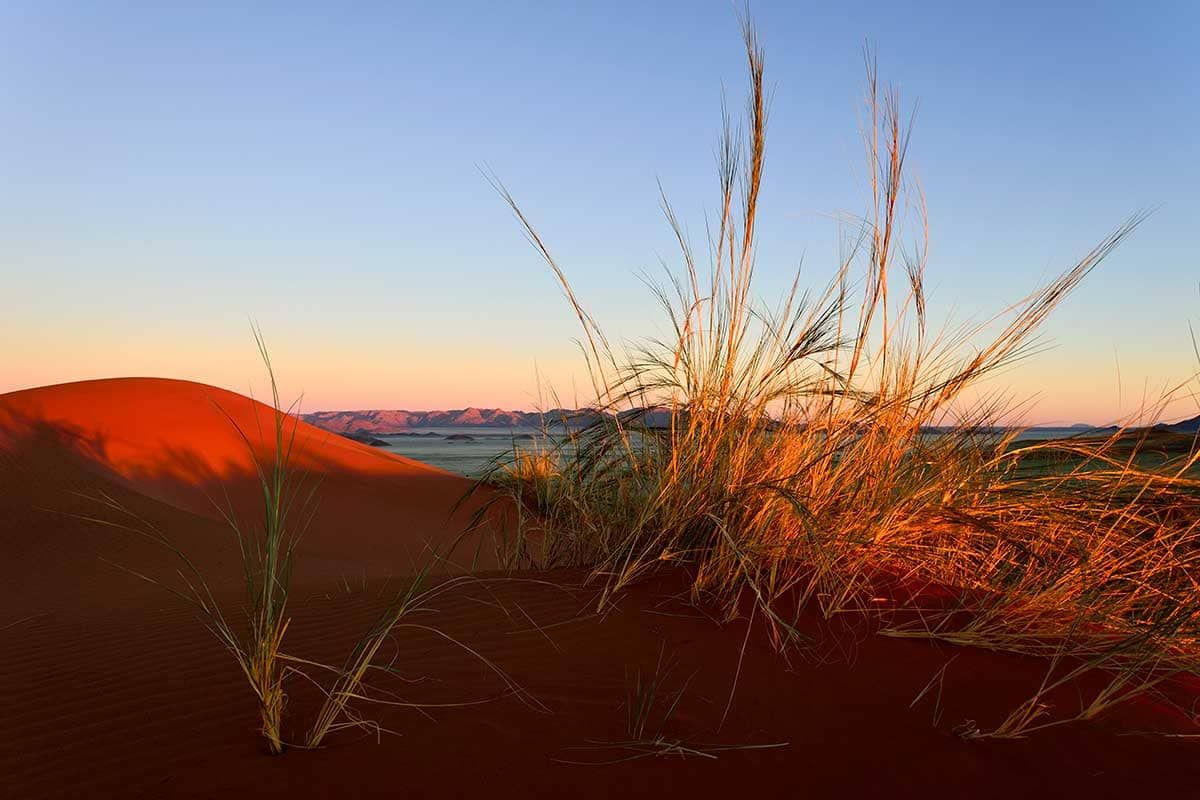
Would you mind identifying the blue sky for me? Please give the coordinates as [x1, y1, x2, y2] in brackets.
[1, 1, 1197, 423]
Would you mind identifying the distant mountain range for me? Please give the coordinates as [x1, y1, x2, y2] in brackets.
[302, 408, 604, 434]
[304, 407, 1200, 437]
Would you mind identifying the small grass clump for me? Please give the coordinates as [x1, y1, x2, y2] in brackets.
[481, 18, 1200, 734]
[89, 332, 533, 753]
[86, 328, 313, 753]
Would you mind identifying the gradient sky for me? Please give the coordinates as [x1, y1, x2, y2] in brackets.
[2, 1, 1197, 424]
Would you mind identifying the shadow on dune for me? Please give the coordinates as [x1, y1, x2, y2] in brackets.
[0, 381, 515, 617]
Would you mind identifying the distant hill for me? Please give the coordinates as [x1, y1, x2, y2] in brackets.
[1162, 414, 1200, 434]
[302, 407, 604, 434]
[1061, 415, 1199, 436]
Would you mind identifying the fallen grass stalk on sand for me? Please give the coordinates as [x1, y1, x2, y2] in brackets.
[476, 16, 1200, 735]
[557, 645, 787, 764]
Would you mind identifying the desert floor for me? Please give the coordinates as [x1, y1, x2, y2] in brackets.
[3, 378, 1197, 798]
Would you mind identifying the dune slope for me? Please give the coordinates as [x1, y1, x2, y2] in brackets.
[0, 378, 504, 613]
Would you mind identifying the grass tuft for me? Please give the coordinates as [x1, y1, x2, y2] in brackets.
[479, 17, 1200, 734]
[83, 326, 314, 753]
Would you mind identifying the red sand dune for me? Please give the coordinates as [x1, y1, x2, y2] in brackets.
[0, 378, 506, 614]
[2, 378, 1198, 798]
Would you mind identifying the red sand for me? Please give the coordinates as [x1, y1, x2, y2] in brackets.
[2, 378, 1198, 798]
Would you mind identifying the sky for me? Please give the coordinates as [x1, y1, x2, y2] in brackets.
[1, 1, 1197, 425]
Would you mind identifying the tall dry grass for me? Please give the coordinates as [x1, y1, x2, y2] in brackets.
[481, 19, 1200, 734]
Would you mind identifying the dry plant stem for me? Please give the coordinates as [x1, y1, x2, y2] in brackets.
[479, 14, 1200, 736]
[304, 566, 441, 748]
[304, 572, 548, 749]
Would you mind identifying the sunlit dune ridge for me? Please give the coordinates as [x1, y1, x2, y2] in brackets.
[0, 377, 508, 614]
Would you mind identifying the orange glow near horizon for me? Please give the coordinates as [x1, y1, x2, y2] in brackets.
[2, 338, 1194, 427]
